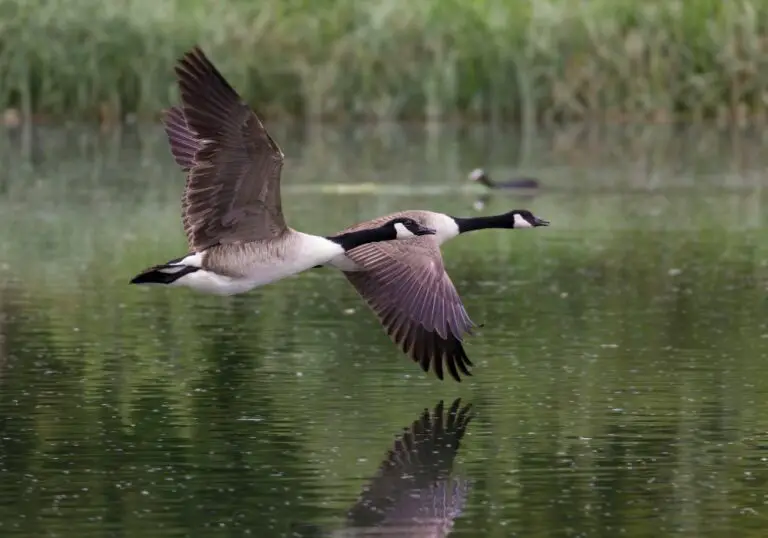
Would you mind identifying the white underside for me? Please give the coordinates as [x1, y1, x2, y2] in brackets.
[326, 254, 364, 272]
[325, 212, 460, 272]
[165, 233, 346, 295]
[168, 270, 259, 296]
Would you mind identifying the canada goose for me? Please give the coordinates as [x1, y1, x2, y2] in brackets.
[159, 52, 549, 381]
[291, 398, 473, 537]
[332, 208, 548, 381]
[163, 103, 549, 380]
[468, 167, 540, 190]
[129, 47, 436, 295]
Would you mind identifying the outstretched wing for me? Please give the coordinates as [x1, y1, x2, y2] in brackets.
[173, 46, 287, 250]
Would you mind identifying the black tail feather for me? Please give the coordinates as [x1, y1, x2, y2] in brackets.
[130, 264, 199, 285]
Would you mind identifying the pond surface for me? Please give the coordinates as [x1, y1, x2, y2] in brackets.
[0, 123, 767, 537]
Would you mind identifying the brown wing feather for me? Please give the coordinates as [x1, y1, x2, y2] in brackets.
[339, 212, 476, 382]
[345, 260, 474, 382]
[173, 46, 287, 251]
[162, 106, 201, 236]
[162, 105, 200, 173]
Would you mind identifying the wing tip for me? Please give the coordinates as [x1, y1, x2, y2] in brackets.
[384, 318, 475, 383]
[171, 44, 285, 163]
[175, 45, 212, 80]
[410, 331, 474, 383]
[173, 44, 242, 124]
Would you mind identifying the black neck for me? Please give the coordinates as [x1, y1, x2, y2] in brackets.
[326, 226, 394, 251]
[451, 213, 512, 234]
[478, 174, 496, 188]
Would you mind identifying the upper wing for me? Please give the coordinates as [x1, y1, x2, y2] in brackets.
[162, 105, 200, 173]
[173, 46, 287, 251]
[343, 236, 476, 381]
[346, 399, 473, 529]
[162, 105, 200, 237]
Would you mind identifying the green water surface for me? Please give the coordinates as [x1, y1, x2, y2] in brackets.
[0, 124, 767, 537]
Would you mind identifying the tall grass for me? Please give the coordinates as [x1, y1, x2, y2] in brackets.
[3, 0, 768, 123]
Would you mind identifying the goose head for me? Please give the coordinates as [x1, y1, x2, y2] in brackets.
[503, 209, 549, 229]
[388, 217, 437, 238]
[467, 167, 496, 189]
[468, 168, 485, 182]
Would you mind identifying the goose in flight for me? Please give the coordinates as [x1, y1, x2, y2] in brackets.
[130, 47, 436, 295]
[160, 49, 549, 380]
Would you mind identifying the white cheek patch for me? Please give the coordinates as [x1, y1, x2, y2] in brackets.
[513, 213, 533, 228]
[159, 266, 189, 274]
[394, 222, 414, 238]
[178, 252, 204, 267]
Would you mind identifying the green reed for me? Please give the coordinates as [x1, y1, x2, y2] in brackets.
[3, 0, 768, 123]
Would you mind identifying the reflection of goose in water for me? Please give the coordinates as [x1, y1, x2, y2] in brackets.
[0, 300, 5, 387]
[471, 191, 539, 212]
[294, 399, 474, 537]
[0, 280, 15, 388]
[468, 168, 541, 191]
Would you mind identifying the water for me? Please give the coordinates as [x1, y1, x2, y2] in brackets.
[1, 123, 768, 537]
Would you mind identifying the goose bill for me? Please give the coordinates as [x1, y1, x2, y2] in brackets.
[417, 224, 437, 235]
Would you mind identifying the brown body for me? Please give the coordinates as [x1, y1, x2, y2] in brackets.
[200, 236, 297, 278]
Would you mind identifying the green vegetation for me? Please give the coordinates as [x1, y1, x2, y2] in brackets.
[3, 0, 768, 123]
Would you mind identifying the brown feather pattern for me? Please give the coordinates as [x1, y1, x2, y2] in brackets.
[162, 105, 201, 237]
[172, 47, 287, 251]
[162, 105, 200, 172]
[340, 212, 476, 382]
